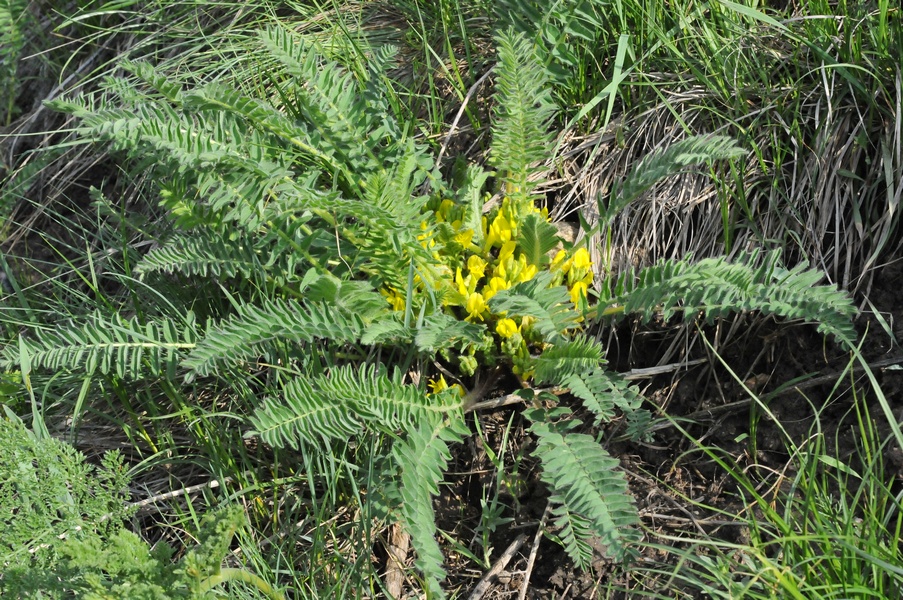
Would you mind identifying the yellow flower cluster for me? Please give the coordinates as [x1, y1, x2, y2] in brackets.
[380, 193, 594, 380]
[551, 246, 594, 307]
[448, 199, 545, 323]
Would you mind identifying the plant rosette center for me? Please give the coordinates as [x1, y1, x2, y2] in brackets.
[382, 194, 594, 380]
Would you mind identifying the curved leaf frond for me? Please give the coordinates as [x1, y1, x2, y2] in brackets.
[248, 365, 464, 448]
[603, 134, 745, 224]
[517, 212, 560, 268]
[249, 376, 363, 449]
[491, 29, 557, 207]
[489, 272, 579, 342]
[533, 336, 604, 384]
[528, 410, 640, 566]
[2, 314, 193, 380]
[605, 249, 858, 345]
[184, 300, 364, 377]
[563, 369, 643, 425]
[414, 313, 485, 354]
[136, 231, 262, 280]
[390, 413, 468, 598]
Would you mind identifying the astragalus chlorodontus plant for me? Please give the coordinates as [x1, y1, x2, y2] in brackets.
[3, 24, 857, 596]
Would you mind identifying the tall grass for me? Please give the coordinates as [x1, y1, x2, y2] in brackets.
[548, 0, 901, 294]
[621, 352, 903, 598]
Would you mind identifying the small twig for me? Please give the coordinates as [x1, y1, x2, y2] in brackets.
[128, 478, 230, 511]
[462, 367, 506, 412]
[640, 512, 749, 528]
[384, 522, 411, 600]
[436, 69, 493, 167]
[467, 533, 527, 600]
[622, 358, 708, 380]
[518, 503, 550, 600]
[467, 392, 528, 413]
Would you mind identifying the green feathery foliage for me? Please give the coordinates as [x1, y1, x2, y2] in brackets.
[0, 0, 28, 124]
[601, 249, 858, 345]
[258, 27, 400, 182]
[532, 336, 605, 384]
[412, 313, 487, 353]
[0, 400, 276, 599]
[601, 135, 747, 224]
[183, 298, 367, 378]
[533, 338, 644, 425]
[135, 230, 264, 280]
[527, 408, 641, 568]
[386, 413, 470, 595]
[5, 500, 281, 600]
[249, 367, 467, 596]
[563, 369, 644, 426]
[489, 272, 582, 343]
[491, 29, 557, 209]
[1, 313, 195, 380]
[517, 212, 560, 268]
[493, 0, 607, 85]
[0, 411, 132, 588]
[248, 365, 464, 450]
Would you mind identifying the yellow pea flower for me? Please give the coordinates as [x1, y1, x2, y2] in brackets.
[496, 318, 519, 339]
[437, 199, 455, 222]
[495, 258, 509, 282]
[467, 254, 487, 280]
[486, 213, 513, 249]
[381, 288, 406, 311]
[454, 227, 475, 247]
[465, 292, 487, 321]
[518, 261, 538, 283]
[498, 240, 517, 264]
[483, 276, 510, 300]
[455, 267, 468, 296]
[427, 374, 465, 397]
[428, 374, 450, 393]
[572, 247, 592, 270]
[569, 281, 588, 306]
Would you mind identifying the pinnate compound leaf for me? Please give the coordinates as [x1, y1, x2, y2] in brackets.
[248, 365, 463, 448]
[361, 315, 414, 346]
[249, 376, 363, 450]
[528, 410, 640, 566]
[562, 369, 643, 425]
[414, 313, 486, 354]
[517, 212, 560, 268]
[489, 272, 580, 342]
[607, 249, 857, 345]
[614, 135, 745, 212]
[491, 29, 557, 205]
[1, 313, 192, 380]
[533, 336, 605, 384]
[390, 413, 468, 598]
[135, 230, 261, 280]
[184, 300, 364, 377]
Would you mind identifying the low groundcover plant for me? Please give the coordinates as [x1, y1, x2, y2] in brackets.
[0, 411, 282, 599]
